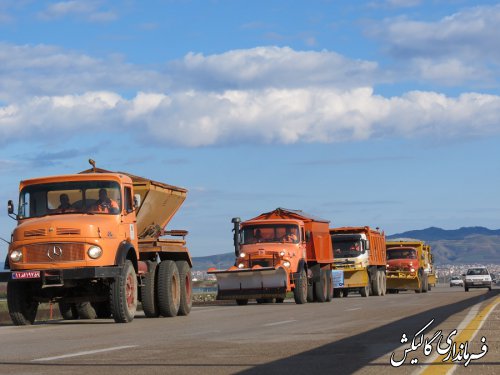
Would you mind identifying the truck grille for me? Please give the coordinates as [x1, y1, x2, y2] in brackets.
[56, 227, 81, 235]
[24, 243, 85, 263]
[24, 229, 46, 237]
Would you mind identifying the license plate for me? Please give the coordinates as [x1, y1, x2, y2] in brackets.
[473, 281, 482, 285]
[12, 271, 41, 279]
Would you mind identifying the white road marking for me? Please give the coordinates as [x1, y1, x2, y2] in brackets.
[346, 308, 361, 311]
[32, 345, 138, 362]
[263, 319, 297, 327]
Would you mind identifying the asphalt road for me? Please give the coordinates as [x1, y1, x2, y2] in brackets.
[0, 285, 498, 375]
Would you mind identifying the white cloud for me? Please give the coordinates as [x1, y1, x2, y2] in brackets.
[169, 46, 381, 90]
[371, 5, 500, 85]
[1, 88, 500, 147]
[38, 0, 117, 22]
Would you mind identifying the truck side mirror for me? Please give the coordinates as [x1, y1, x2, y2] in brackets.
[7, 200, 14, 215]
[134, 194, 141, 209]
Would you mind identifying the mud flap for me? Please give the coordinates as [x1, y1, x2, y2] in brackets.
[210, 267, 288, 300]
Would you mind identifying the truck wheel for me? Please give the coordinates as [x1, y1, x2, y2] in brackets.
[157, 260, 180, 317]
[236, 299, 248, 305]
[92, 301, 112, 319]
[372, 271, 382, 296]
[428, 283, 432, 291]
[59, 302, 79, 320]
[76, 302, 97, 319]
[110, 260, 138, 323]
[176, 260, 192, 316]
[465, 287, 469, 292]
[342, 289, 349, 297]
[275, 297, 285, 303]
[333, 289, 341, 298]
[307, 281, 315, 302]
[325, 272, 333, 302]
[141, 262, 160, 317]
[293, 270, 308, 304]
[7, 280, 39, 325]
[422, 276, 428, 293]
[381, 272, 387, 296]
[360, 285, 369, 297]
[314, 270, 328, 302]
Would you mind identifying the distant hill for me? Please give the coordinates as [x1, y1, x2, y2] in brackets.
[388, 226, 500, 241]
[387, 226, 500, 264]
[192, 252, 235, 271]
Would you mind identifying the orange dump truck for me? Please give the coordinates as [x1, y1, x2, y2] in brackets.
[386, 240, 435, 293]
[0, 162, 192, 325]
[208, 208, 334, 305]
[330, 227, 386, 297]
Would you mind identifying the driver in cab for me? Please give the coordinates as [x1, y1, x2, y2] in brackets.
[91, 188, 119, 214]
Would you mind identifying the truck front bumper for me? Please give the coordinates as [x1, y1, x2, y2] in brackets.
[0, 266, 122, 283]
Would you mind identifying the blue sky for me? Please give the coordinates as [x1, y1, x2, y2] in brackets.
[1, 0, 500, 258]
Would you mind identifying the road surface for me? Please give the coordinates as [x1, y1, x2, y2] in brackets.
[0, 285, 498, 375]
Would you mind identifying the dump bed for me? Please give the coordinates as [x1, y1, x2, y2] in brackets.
[330, 226, 386, 266]
[248, 208, 333, 263]
[80, 167, 187, 239]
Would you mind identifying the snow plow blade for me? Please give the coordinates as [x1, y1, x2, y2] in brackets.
[386, 274, 420, 291]
[209, 267, 288, 300]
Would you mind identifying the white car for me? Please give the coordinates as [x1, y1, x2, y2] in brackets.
[464, 267, 492, 292]
[450, 276, 464, 287]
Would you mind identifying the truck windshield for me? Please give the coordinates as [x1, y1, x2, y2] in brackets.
[241, 224, 300, 244]
[331, 237, 364, 258]
[386, 248, 417, 260]
[18, 180, 121, 219]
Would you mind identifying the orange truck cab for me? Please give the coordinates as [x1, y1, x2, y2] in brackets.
[0, 163, 193, 325]
[330, 226, 386, 298]
[208, 208, 334, 305]
[385, 240, 434, 293]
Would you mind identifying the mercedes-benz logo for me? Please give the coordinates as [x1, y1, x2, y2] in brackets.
[47, 245, 63, 260]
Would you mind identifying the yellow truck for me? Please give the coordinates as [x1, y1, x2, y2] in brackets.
[0, 162, 192, 324]
[386, 240, 435, 293]
[330, 226, 386, 297]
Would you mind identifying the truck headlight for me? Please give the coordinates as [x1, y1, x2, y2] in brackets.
[280, 250, 286, 256]
[239, 252, 246, 258]
[87, 246, 102, 259]
[10, 249, 22, 262]
[238, 263, 245, 269]
[283, 261, 291, 268]
[410, 268, 415, 272]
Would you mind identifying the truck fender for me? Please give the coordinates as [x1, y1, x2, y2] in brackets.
[115, 241, 138, 272]
[292, 259, 307, 281]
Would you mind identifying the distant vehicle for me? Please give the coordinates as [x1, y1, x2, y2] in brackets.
[464, 267, 492, 292]
[449, 276, 464, 287]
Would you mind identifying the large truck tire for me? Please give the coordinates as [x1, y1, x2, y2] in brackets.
[76, 302, 97, 320]
[422, 276, 428, 293]
[307, 281, 315, 302]
[325, 271, 333, 302]
[141, 262, 160, 317]
[381, 272, 387, 296]
[176, 260, 193, 316]
[157, 260, 180, 317]
[360, 284, 369, 297]
[314, 269, 328, 302]
[7, 280, 39, 326]
[293, 270, 308, 304]
[415, 270, 424, 293]
[110, 260, 138, 323]
[342, 289, 349, 297]
[59, 302, 79, 320]
[372, 270, 382, 296]
[236, 299, 248, 305]
[275, 297, 285, 303]
[333, 289, 342, 298]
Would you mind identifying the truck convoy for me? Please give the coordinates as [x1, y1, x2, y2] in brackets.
[386, 240, 435, 293]
[0, 161, 192, 325]
[330, 226, 386, 297]
[209, 208, 334, 305]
